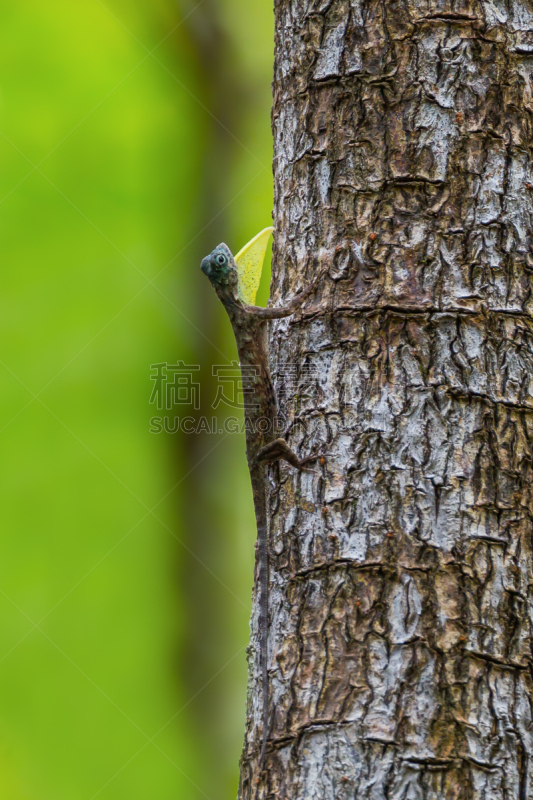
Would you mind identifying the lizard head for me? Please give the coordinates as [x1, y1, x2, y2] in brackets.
[200, 243, 239, 301]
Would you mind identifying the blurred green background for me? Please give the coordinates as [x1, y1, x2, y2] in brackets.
[0, 1, 273, 798]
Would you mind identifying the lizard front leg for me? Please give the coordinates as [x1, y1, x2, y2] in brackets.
[247, 268, 325, 320]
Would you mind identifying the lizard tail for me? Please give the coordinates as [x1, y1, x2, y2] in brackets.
[258, 514, 269, 768]
[250, 463, 269, 791]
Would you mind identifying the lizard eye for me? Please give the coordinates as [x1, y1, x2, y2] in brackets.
[216, 254, 226, 266]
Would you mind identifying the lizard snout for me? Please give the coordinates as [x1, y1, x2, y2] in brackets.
[200, 257, 212, 277]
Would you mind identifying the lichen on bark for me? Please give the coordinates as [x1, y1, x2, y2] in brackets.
[238, 1, 533, 797]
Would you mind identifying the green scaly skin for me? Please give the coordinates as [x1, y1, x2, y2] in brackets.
[200, 243, 320, 773]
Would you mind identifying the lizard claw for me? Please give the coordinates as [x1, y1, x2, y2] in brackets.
[299, 453, 326, 473]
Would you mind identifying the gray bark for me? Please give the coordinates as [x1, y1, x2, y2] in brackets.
[239, 1, 533, 798]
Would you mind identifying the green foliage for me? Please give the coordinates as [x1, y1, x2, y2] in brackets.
[0, 1, 273, 797]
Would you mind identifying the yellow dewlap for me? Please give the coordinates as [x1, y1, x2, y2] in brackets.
[234, 227, 274, 305]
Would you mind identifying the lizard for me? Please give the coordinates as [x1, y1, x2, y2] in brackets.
[200, 228, 322, 771]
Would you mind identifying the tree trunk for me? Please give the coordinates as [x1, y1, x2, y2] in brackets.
[239, 1, 533, 797]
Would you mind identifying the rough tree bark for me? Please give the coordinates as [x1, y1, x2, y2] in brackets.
[238, 0, 533, 798]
